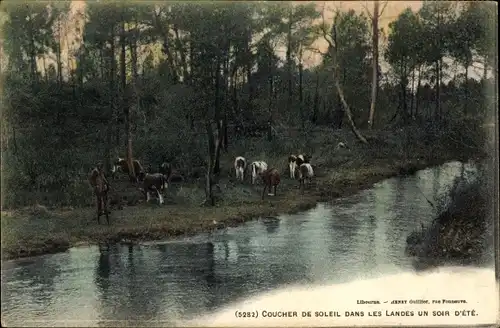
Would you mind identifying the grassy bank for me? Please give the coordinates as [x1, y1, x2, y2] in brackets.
[405, 162, 494, 269]
[1, 126, 479, 261]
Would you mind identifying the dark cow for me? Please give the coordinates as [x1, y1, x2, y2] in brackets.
[139, 173, 168, 205]
[260, 168, 281, 200]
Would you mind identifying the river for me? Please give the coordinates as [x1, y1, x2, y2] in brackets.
[1, 161, 497, 327]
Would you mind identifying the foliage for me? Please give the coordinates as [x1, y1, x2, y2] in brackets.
[1, 1, 495, 208]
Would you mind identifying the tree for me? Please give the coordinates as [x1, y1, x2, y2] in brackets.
[418, 2, 459, 120]
[386, 8, 421, 123]
[319, 4, 368, 144]
[365, 1, 388, 129]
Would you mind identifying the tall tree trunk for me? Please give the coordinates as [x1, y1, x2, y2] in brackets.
[299, 56, 304, 129]
[222, 42, 230, 152]
[173, 25, 189, 83]
[12, 124, 17, 155]
[100, 49, 105, 79]
[401, 77, 408, 124]
[435, 60, 440, 121]
[204, 121, 217, 206]
[27, 17, 37, 85]
[245, 28, 254, 110]
[368, 0, 379, 129]
[130, 20, 140, 136]
[42, 58, 48, 82]
[56, 20, 63, 85]
[106, 24, 116, 174]
[267, 73, 274, 141]
[77, 52, 84, 88]
[436, 8, 442, 121]
[120, 19, 135, 182]
[415, 65, 421, 118]
[410, 66, 416, 119]
[312, 73, 320, 123]
[153, 10, 178, 84]
[331, 21, 342, 130]
[213, 58, 222, 176]
[286, 10, 293, 113]
[464, 63, 469, 116]
[439, 57, 443, 118]
[161, 35, 178, 83]
[231, 65, 239, 123]
[334, 91, 343, 129]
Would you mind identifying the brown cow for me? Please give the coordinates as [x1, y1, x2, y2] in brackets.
[111, 157, 145, 182]
[89, 162, 110, 225]
[260, 168, 281, 200]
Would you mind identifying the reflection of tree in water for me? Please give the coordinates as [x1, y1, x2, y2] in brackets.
[432, 166, 442, 203]
[385, 178, 407, 253]
[94, 242, 120, 324]
[94, 243, 164, 325]
[123, 245, 163, 322]
[261, 217, 280, 234]
[10, 254, 68, 309]
[362, 215, 377, 271]
[327, 210, 360, 252]
[153, 242, 220, 317]
[202, 242, 218, 311]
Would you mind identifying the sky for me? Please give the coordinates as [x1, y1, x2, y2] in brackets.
[66, 1, 424, 71]
[7, 1, 487, 82]
[302, 1, 424, 67]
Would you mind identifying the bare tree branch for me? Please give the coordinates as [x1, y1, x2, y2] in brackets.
[378, 1, 389, 17]
[320, 2, 334, 49]
[361, 1, 373, 20]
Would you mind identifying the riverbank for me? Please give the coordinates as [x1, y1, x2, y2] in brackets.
[1, 127, 479, 261]
[405, 162, 494, 269]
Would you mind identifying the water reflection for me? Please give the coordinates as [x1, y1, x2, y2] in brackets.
[432, 165, 442, 202]
[94, 243, 112, 298]
[1, 161, 493, 327]
[2, 253, 67, 319]
[261, 217, 280, 234]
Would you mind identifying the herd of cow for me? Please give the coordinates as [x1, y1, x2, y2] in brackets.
[88, 153, 315, 225]
[233, 154, 315, 199]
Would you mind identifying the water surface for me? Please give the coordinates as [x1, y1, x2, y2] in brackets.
[2, 161, 494, 327]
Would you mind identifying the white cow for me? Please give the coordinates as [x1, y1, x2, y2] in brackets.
[234, 156, 247, 182]
[288, 155, 298, 179]
[250, 161, 268, 185]
[298, 163, 314, 192]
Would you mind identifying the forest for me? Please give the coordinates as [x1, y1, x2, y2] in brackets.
[0, 1, 497, 258]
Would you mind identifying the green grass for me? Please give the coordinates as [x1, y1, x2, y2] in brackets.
[1, 126, 480, 260]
